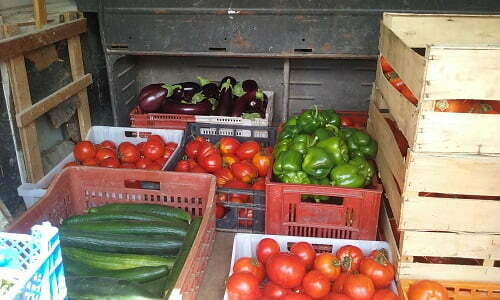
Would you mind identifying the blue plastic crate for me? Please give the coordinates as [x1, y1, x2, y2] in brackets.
[0, 222, 66, 300]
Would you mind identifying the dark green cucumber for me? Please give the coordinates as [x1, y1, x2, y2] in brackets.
[88, 203, 192, 224]
[66, 276, 161, 299]
[62, 247, 175, 270]
[62, 211, 187, 228]
[164, 217, 202, 298]
[62, 220, 188, 237]
[60, 230, 183, 255]
[139, 275, 169, 298]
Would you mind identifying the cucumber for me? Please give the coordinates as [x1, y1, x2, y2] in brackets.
[88, 203, 192, 224]
[139, 276, 169, 298]
[62, 220, 188, 237]
[62, 247, 175, 270]
[60, 230, 183, 255]
[64, 258, 169, 283]
[62, 211, 187, 228]
[66, 276, 161, 300]
[164, 217, 202, 298]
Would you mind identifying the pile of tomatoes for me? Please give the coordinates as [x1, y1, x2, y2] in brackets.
[226, 238, 399, 300]
[66, 135, 177, 170]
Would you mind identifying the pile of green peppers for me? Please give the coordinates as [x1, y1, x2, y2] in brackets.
[273, 107, 377, 195]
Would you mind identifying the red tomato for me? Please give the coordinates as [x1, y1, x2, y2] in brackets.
[175, 160, 191, 172]
[223, 153, 240, 167]
[238, 208, 253, 227]
[342, 274, 375, 300]
[147, 134, 164, 145]
[219, 137, 241, 154]
[407, 280, 448, 300]
[63, 162, 79, 168]
[479, 100, 500, 114]
[302, 270, 330, 299]
[98, 140, 116, 151]
[372, 289, 399, 300]
[155, 157, 168, 166]
[266, 253, 306, 289]
[215, 203, 226, 219]
[252, 151, 272, 177]
[282, 294, 313, 300]
[74, 141, 96, 162]
[99, 157, 120, 168]
[120, 162, 136, 169]
[197, 142, 219, 160]
[124, 180, 142, 189]
[82, 158, 98, 166]
[256, 238, 280, 265]
[214, 168, 234, 187]
[336, 245, 364, 272]
[136, 142, 146, 155]
[236, 141, 260, 160]
[226, 271, 261, 300]
[190, 166, 207, 173]
[233, 257, 265, 282]
[384, 118, 408, 158]
[313, 253, 341, 281]
[95, 148, 116, 162]
[251, 177, 265, 191]
[135, 157, 152, 169]
[359, 251, 394, 289]
[185, 140, 203, 159]
[146, 162, 162, 170]
[332, 273, 349, 294]
[164, 142, 177, 152]
[321, 293, 352, 300]
[399, 85, 418, 105]
[386, 72, 404, 92]
[231, 161, 258, 183]
[340, 116, 353, 127]
[118, 142, 140, 163]
[198, 153, 222, 173]
[263, 281, 291, 299]
[143, 140, 165, 161]
[380, 56, 394, 73]
[434, 100, 473, 113]
[224, 180, 251, 202]
[290, 242, 316, 270]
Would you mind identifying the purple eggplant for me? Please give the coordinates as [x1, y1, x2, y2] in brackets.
[160, 97, 212, 115]
[247, 90, 267, 118]
[215, 79, 233, 116]
[231, 89, 256, 117]
[138, 83, 166, 113]
[179, 82, 201, 101]
[202, 83, 219, 99]
[219, 76, 237, 88]
[242, 80, 258, 93]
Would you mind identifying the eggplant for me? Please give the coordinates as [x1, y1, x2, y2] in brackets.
[138, 83, 166, 113]
[215, 79, 233, 116]
[197, 76, 211, 87]
[231, 89, 255, 117]
[219, 76, 237, 88]
[179, 82, 201, 101]
[202, 83, 219, 99]
[247, 90, 267, 118]
[160, 98, 212, 115]
[242, 80, 258, 93]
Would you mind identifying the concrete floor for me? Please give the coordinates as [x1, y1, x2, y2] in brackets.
[197, 232, 235, 300]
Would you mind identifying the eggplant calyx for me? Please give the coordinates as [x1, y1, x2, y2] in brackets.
[162, 84, 182, 97]
[256, 89, 264, 101]
[191, 92, 206, 104]
[197, 76, 211, 87]
[233, 83, 245, 97]
[208, 98, 218, 111]
[241, 112, 261, 120]
[220, 79, 232, 91]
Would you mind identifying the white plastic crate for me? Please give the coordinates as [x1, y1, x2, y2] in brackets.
[224, 233, 397, 299]
[0, 222, 66, 300]
[17, 126, 185, 208]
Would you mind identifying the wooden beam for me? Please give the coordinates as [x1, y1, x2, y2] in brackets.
[32, 0, 47, 28]
[0, 18, 86, 61]
[16, 74, 92, 127]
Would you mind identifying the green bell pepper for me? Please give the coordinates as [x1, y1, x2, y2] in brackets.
[316, 136, 349, 167]
[275, 139, 291, 157]
[302, 147, 334, 178]
[297, 107, 325, 134]
[272, 150, 303, 176]
[330, 157, 375, 188]
[341, 128, 378, 159]
[282, 171, 311, 184]
[314, 124, 339, 141]
[307, 177, 331, 202]
[285, 115, 299, 127]
[290, 134, 318, 155]
[320, 109, 341, 128]
[279, 125, 300, 141]
[290, 142, 308, 155]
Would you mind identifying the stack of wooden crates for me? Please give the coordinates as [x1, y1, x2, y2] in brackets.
[367, 13, 500, 288]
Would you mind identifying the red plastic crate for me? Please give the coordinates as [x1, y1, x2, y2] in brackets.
[130, 106, 193, 129]
[8, 167, 217, 300]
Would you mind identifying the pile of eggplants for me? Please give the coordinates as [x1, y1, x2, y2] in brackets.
[137, 76, 267, 119]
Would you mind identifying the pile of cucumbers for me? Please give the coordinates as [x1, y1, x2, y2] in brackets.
[60, 203, 200, 299]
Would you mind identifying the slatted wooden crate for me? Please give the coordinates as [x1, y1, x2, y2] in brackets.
[378, 13, 500, 154]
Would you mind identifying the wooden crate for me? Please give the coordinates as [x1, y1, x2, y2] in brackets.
[379, 13, 500, 154]
[399, 279, 500, 299]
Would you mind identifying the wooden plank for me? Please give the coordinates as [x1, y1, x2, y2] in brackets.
[383, 13, 500, 49]
[405, 151, 500, 196]
[375, 152, 403, 225]
[380, 202, 400, 271]
[398, 262, 500, 283]
[4, 25, 44, 182]
[379, 21, 426, 100]
[401, 195, 500, 233]
[401, 231, 500, 260]
[0, 18, 86, 61]
[415, 111, 500, 154]
[32, 0, 47, 28]
[424, 47, 500, 101]
[15, 74, 92, 127]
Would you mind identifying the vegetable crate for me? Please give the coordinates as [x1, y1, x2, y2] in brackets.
[399, 279, 500, 300]
[0, 222, 66, 300]
[17, 126, 185, 209]
[378, 13, 500, 154]
[168, 122, 277, 233]
[8, 167, 217, 300]
[130, 91, 274, 129]
[223, 233, 398, 300]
